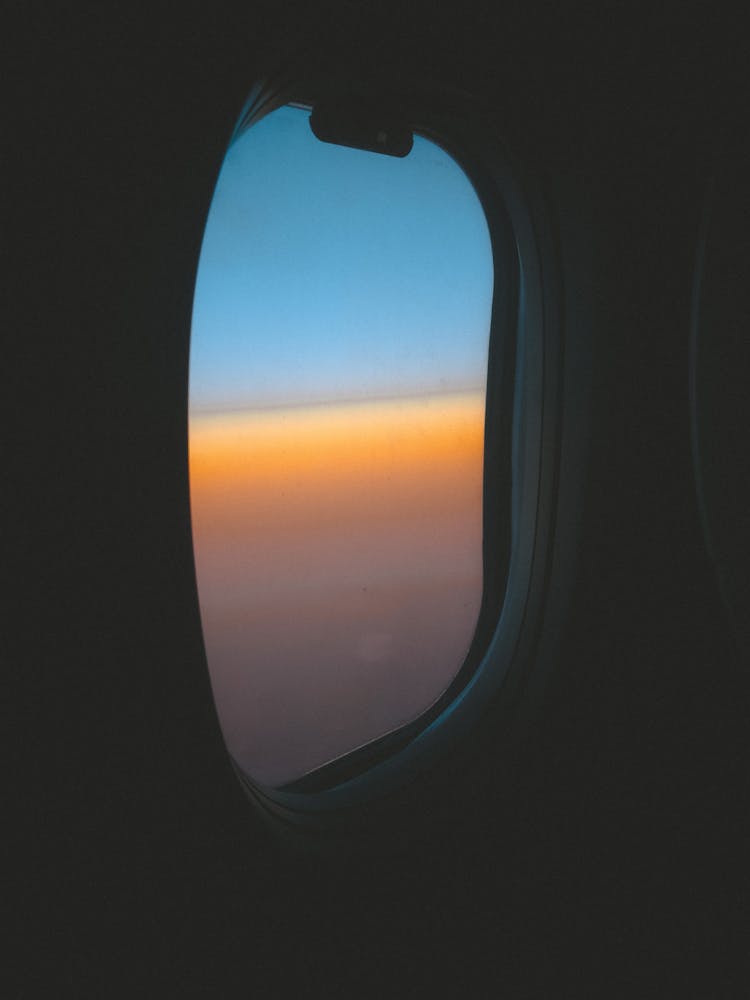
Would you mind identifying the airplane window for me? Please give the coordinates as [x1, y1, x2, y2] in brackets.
[189, 103, 494, 788]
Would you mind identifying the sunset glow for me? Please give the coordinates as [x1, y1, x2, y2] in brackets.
[190, 392, 485, 786]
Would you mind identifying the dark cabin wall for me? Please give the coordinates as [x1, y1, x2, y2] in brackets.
[8, 3, 747, 994]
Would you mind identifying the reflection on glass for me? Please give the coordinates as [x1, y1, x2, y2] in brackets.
[189, 104, 494, 787]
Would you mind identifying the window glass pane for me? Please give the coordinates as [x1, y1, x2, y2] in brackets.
[189, 104, 494, 787]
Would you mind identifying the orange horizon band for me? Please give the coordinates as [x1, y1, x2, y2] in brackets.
[189, 391, 485, 482]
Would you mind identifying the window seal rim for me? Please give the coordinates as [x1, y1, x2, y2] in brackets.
[191, 75, 560, 820]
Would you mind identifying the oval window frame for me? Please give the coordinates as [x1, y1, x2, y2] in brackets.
[187, 67, 564, 828]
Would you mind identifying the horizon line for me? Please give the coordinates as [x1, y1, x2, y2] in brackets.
[189, 384, 485, 419]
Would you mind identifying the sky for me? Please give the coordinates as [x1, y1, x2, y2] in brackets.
[189, 104, 494, 786]
[189, 104, 493, 412]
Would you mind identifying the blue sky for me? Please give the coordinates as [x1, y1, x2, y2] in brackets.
[189, 103, 494, 413]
